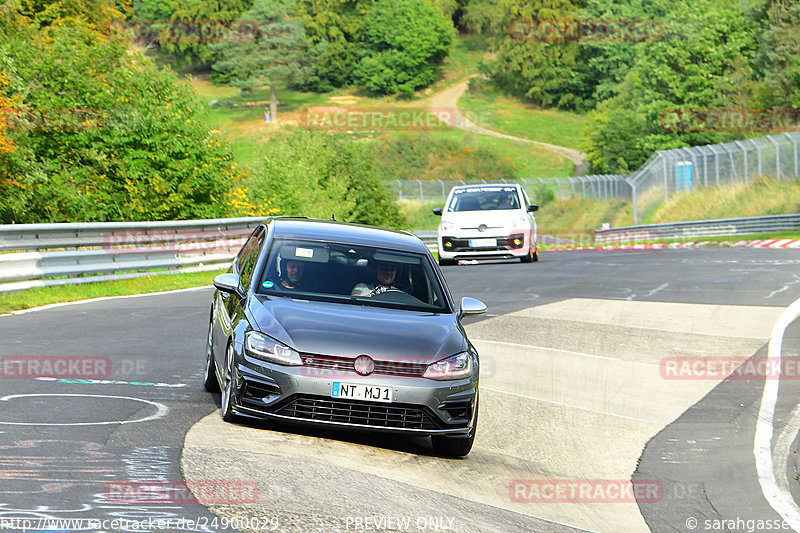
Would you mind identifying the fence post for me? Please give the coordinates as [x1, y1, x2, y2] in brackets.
[767, 135, 781, 180]
[417, 179, 423, 202]
[396, 179, 403, 201]
[630, 180, 638, 224]
[750, 139, 762, 177]
[713, 146, 720, 186]
[735, 141, 749, 183]
[659, 152, 668, 202]
[784, 132, 799, 177]
[438, 179, 445, 200]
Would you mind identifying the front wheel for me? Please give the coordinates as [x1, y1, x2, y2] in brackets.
[431, 397, 478, 457]
[220, 343, 239, 422]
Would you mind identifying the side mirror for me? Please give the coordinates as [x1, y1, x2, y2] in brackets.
[527, 204, 539, 212]
[213, 273, 244, 299]
[460, 297, 487, 318]
[432, 208, 443, 216]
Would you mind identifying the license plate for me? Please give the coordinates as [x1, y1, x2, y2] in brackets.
[469, 238, 496, 248]
[331, 382, 392, 403]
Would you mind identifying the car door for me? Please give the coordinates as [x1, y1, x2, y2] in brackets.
[213, 227, 264, 370]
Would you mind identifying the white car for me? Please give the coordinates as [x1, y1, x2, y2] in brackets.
[433, 184, 538, 266]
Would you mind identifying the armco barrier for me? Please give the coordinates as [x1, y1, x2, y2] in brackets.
[2, 214, 796, 292]
[0, 218, 439, 293]
[595, 214, 800, 244]
[0, 217, 267, 292]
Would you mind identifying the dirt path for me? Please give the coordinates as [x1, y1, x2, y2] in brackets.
[430, 77, 588, 175]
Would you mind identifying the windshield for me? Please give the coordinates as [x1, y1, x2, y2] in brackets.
[257, 239, 450, 313]
[446, 186, 521, 212]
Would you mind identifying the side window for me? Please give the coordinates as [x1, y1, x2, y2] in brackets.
[239, 233, 265, 292]
[235, 228, 263, 273]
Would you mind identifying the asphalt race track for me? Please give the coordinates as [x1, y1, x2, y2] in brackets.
[2, 247, 800, 533]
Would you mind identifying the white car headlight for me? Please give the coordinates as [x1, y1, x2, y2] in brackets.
[245, 331, 302, 366]
[423, 352, 472, 380]
[439, 221, 455, 233]
[513, 216, 529, 227]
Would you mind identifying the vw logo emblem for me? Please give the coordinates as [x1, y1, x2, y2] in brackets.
[354, 355, 375, 376]
[478, 224, 487, 232]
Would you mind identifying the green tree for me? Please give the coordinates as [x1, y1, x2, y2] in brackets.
[212, 0, 322, 120]
[295, 0, 374, 90]
[248, 130, 405, 228]
[0, 10, 242, 223]
[754, 0, 800, 108]
[582, 1, 758, 173]
[354, 0, 454, 96]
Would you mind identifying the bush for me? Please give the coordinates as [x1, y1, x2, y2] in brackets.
[246, 130, 406, 228]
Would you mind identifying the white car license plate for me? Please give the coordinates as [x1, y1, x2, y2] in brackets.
[332, 382, 392, 403]
[469, 238, 496, 248]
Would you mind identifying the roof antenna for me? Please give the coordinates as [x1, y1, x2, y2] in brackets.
[330, 213, 336, 221]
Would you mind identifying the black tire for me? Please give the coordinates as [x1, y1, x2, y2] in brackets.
[521, 244, 534, 263]
[532, 243, 539, 262]
[203, 322, 220, 393]
[220, 343, 239, 422]
[438, 257, 456, 266]
[431, 397, 478, 457]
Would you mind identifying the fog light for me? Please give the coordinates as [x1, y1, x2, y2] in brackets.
[444, 240, 452, 248]
[513, 238, 522, 246]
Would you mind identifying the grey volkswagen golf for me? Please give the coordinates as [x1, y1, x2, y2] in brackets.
[204, 217, 486, 457]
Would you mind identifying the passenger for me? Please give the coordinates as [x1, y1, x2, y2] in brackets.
[351, 261, 398, 297]
[280, 259, 305, 289]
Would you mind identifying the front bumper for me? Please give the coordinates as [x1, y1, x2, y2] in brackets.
[438, 232, 532, 260]
[229, 352, 478, 437]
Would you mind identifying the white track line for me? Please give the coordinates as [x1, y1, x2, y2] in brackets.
[755, 296, 800, 531]
[0, 285, 212, 317]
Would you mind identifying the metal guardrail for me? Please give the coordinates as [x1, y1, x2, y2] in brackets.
[0, 217, 267, 292]
[1, 214, 797, 292]
[595, 214, 800, 243]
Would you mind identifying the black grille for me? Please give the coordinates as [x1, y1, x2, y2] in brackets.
[274, 395, 441, 430]
[301, 354, 427, 377]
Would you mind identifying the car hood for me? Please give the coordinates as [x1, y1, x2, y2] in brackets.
[249, 296, 467, 363]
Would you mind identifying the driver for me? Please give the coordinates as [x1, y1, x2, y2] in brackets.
[351, 261, 398, 297]
[280, 259, 305, 289]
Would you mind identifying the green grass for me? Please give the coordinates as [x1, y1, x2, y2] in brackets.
[399, 199, 443, 231]
[458, 84, 588, 151]
[0, 270, 225, 315]
[411, 129, 575, 179]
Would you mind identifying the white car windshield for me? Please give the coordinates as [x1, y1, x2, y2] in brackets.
[446, 187, 520, 212]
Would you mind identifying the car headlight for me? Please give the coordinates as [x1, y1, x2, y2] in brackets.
[513, 216, 529, 227]
[439, 221, 455, 233]
[245, 331, 302, 366]
[423, 352, 472, 380]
